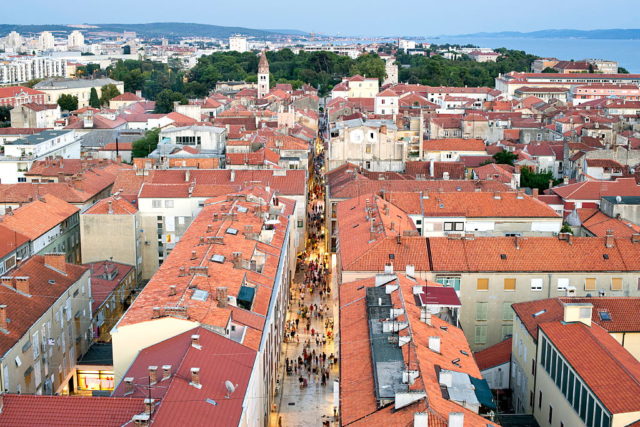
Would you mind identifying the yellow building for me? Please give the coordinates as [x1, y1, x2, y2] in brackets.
[512, 297, 640, 421]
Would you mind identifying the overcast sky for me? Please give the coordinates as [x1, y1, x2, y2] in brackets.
[3, 0, 639, 37]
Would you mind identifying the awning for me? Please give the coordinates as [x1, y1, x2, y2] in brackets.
[470, 376, 496, 409]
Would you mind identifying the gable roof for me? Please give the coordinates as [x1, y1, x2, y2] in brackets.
[1, 195, 79, 239]
[0, 395, 145, 426]
[474, 338, 512, 371]
[423, 138, 486, 152]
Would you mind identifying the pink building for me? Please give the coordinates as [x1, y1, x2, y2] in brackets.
[572, 83, 640, 104]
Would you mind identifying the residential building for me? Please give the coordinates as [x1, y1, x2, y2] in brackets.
[511, 297, 640, 423]
[1, 195, 80, 262]
[34, 78, 125, 108]
[112, 326, 256, 426]
[229, 35, 248, 53]
[340, 273, 498, 426]
[108, 92, 144, 110]
[86, 260, 136, 342]
[10, 103, 61, 128]
[0, 58, 67, 85]
[38, 31, 55, 51]
[572, 83, 640, 104]
[80, 196, 142, 276]
[474, 338, 512, 390]
[469, 50, 500, 62]
[0, 254, 91, 395]
[382, 55, 398, 85]
[110, 187, 296, 427]
[374, 89, 399, 116]
[374, 190, 562, 237]
[331, 75, 379, 99]
[549, 178, 640, 216]
[0, 224, 30, 276]
[495, 72, 640, 97]
[327, 118, 406, 172]
[0, 130, 81, 184]
[159, 125, 227, 154]
[67, 31, 85, 50]
[334, 198, 640, 351]
[600, 195, 640, 225]
[422, 138, 487, 162]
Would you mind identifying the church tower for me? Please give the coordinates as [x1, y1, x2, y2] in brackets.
[258, 51, 270, 99]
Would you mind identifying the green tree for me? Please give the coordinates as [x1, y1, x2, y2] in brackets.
[24, 78, 43, 88]
[57, 94, 78, 112]
[493, 150, 517, 166]
[618, 67, 629, 74]
[154, 89, 187, 113]
[89, 88, 101, 108]
[132, 128, 161, 158]
[542, 67, 558, 73]
[520, 166, 558, 191]
[100, 84, 121, 106]
[0, 106, 11, 128]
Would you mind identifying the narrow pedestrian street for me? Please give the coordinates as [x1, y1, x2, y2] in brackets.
[273, 114, 340, 427]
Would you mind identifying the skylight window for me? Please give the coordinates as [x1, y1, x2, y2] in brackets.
[211, 254, 225, 264]
[598, 310, 612, 321]
[237, 206, 248, 213]
[226, 227, 238, 235]
[192, 289, 209, 301]
[532, 309, 547, 318]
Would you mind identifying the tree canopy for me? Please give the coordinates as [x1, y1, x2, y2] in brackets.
[493, 150, 517, 166]
[520, 166, 559, 191]
[154, 89, 188, 113]
[89, 88, 101, 108]
[57, 94, 78, 112]
[100, 84, 121, 106]
[132, 128, 161, 158]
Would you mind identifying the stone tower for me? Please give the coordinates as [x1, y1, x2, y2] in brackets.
[258, 51, 270, 99]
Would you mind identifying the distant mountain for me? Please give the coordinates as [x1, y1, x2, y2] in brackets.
[451, 29, 640, 40]
[0, 22, 308, 38]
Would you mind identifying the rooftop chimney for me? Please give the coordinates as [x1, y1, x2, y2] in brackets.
[428, 336, 441, 353]
[216, 287, 228, 308]
[15, 277, 29, 295]
[448, 412, 464, 427]
[148, 366, 158, 385]
[605, 230, 615, 248]
[532, 188, 539, 199]
[230, 169, 236, 182]
[191, 250, 197, 260]
[0, 305, 7, 331]
[162, 365, 172, 381]
[124, 377, 135, 395]
[168, 285, 177, 296]
[493, 191, 501, 200]
[405, 264, 415, 278]
[191, 334, 202, 349]
[632, 234, 640, 244]
[190, 367, 202, 389]
[107, 200, 114, 214]
[44, 253, 66, 274]
[144, 398, 155, 415]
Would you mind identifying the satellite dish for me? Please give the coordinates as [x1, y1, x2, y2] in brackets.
[225, 380, 238, 399]
[616, 195, 622, 203]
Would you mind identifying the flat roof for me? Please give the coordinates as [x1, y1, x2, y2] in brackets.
[7, 130, 74, 146]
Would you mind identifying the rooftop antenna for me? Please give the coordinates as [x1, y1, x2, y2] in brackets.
[225, 380, 237, 398]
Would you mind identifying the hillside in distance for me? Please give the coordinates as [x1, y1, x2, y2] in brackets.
[0, 22, 308, 38]
[452, 28, 640, 40]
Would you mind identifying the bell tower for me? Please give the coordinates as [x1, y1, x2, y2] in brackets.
[258, 51, 270, 99]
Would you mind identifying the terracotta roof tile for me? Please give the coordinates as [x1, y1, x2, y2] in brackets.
[474, 338, 512, 370]
[0, 394, 145, 426]
[423, 138, 486, 152]
[1, 195, 79, 239]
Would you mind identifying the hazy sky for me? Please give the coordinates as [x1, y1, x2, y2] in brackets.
[2, 0, 639, 37]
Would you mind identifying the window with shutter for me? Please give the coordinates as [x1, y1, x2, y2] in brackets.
[611, 278, 622, 291]
[477, 278, 489, 291]
[504, 278, 516, 291]
[476, 302, 489, 321]
[585, 278, 596, 291]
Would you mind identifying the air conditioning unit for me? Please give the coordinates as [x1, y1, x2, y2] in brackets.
[566, 286, 577, 296]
